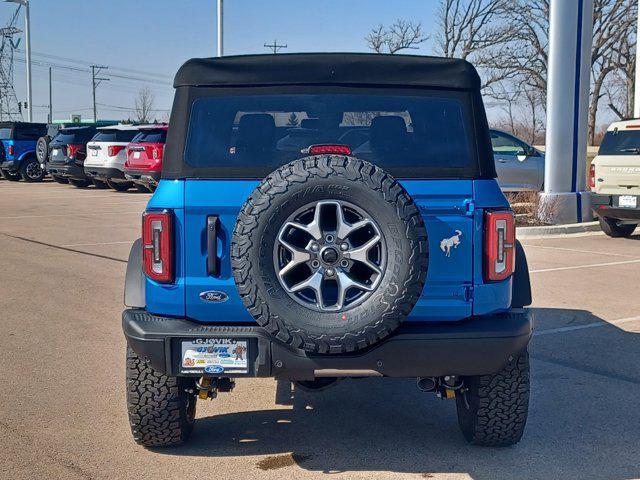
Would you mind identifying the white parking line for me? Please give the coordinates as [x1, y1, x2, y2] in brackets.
[530, 258, 640, 273]
[61, 241, 135, 247]
[521, 243, 639, 258]
[534, 315, 640, 336]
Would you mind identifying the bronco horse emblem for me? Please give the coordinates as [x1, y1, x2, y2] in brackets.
[440, 230, 462, 257]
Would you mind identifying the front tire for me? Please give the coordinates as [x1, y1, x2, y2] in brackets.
[52, 175, 69, 184]
[456, 350, 530, 447]
[68, 178, 91, 188]
[126, 346, 197, 447]
[107, 179, 133, 192]
[598, 217, 637, 238]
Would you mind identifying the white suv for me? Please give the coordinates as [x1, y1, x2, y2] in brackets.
[591, 119, 640, 237]
[84, 125, 141, 191]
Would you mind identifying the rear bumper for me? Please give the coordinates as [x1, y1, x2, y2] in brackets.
[84, 166, 126, 182]
[122, 308, 533, 380]
[591, 194, 640, 221]
[1, 160, 18, 171]
[46, 162, 85, 179]
[124, 169, 160, 186]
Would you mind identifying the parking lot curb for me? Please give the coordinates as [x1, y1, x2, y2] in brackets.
[517, 221, 600, 238]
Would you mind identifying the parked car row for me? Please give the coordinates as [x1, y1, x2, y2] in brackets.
[0, 121, 167, 192]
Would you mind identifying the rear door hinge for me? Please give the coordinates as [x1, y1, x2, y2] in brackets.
[464, 285, 474, 302]
[464, 199, 475, 217]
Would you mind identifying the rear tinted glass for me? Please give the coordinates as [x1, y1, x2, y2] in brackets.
[184, 93, 474, 177]
[92, 129, 138, 143]
[599, 129, 640, 155]
[15, 124, 46, 140]
[0, 127, 12, 140]
[132, 129, 167, 143]
[51, 128, 95, 144]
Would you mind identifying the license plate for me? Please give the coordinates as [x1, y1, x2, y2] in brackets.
[133, 151, 141, 159]
[619, 195, 637, 208]
[181, 339, 248, 374]
[52, 149, 59, 156]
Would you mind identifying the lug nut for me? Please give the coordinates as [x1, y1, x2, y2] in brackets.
[325, 267, 335, 277]
[310, 243, 320, 252]
[340, 242, 349, 251]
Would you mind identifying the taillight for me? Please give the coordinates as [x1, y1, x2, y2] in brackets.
[7, 145, 14, 156]
[152, 145, 163, 159]
[142, 211, 174, 283]
[484, 210, 515, 282]
[307, 144, 352, 155]
[67, 144, 83, 159]
[589, 164, 596, 189]
[108, 145, 125, 157]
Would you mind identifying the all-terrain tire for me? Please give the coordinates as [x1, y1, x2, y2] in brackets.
[456, 350, 530, 447]
[231, 155, 428, 354]
[92, 179, 109, 189]
[19, 157, 45, 182]
[126, 346, 197, 447]
[52, 175, 69, 184]
[36, 136, 50, 163]
[598, 217, 637, 238]
[68, 178, 90, 188]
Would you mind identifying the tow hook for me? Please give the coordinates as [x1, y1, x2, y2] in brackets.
[416, 375, 463, 400]
[193, 377, 235, 400]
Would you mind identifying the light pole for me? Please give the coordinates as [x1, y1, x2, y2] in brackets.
[217, 0, 223, 57]
[634, 2, 640, 118]
[5, 0, 32, 122]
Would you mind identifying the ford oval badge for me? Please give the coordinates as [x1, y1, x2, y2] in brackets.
[199, 290, 229, 303]
[204, 365, 225, 374]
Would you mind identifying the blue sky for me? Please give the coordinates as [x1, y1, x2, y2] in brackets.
[3, 0, 441, 123]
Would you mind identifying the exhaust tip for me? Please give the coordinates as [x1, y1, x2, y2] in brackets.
[416, 377, 437, 392]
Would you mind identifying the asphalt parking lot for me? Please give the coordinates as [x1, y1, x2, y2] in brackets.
[1, 179, 639, 480]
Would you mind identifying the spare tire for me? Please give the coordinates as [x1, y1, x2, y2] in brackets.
[231, 156, 428, 354]
[36, 136, 50, 163]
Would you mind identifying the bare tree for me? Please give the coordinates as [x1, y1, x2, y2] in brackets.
[134, 87, 155, 124]
[365, 20, 428, 54]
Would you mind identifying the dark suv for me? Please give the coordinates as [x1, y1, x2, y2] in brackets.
[122, 54, 533, 448]
[0, 121, 48, 182]
[45, 125, 99, 187]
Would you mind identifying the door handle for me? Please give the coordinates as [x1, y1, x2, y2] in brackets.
[497, 159, 508, 163]
[207, 216, 220, 276]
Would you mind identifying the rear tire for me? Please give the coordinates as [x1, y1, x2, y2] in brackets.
[51, 175, 69, 184]
[126, 346, 197, 447]
[1, 169, 21, 181]
[20, 158, 45, 182]
[107, 179, 133, 192]
[598, 217, 637, 238]
[68, 178, 90, 188]
[456, 350, 530, 447]
[136, 184, 153, 193]
[92, 179, 109, 189]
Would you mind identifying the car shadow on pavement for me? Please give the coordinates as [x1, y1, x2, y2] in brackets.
[158, 308, 640, 480]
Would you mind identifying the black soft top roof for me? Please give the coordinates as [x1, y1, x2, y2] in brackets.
[174, 53, 481, 90]
[0, 121, 47, 128]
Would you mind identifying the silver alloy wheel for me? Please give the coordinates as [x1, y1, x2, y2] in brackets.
[274, 200, 386, 312]
[25, 161, 42, 179]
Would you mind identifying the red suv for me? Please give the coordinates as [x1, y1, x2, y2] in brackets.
[123, 124, 168, 192]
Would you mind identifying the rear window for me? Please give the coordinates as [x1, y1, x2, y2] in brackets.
[92, 129, 138, 143]
[15, 124, 46, 140]
[183, 92, 475, 178]
[132, 129, 167, 144]
[0, 127, 12, 140]
[599, 129, 640, 155]
[51, 128, 95, 144]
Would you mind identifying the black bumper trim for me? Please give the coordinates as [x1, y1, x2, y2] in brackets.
[46, 162, 86, 179]
[124, 169, 160, 185]
[123, 309, 533, 380]
[592, 194, 640, 221]
[1, 160, 18, 170]
[84, 166, 127, 181]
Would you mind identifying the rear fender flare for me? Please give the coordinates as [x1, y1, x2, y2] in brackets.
[124, 239, 146, 308]
[511, 240, 532, 308]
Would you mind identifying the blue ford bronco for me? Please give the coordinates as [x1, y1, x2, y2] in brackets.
[122, 53, 533, 448]
[0, 121, 48, 182]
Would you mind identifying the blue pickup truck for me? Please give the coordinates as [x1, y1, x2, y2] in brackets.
[0, 122, 48, 182]
[122, 53, 533, 448]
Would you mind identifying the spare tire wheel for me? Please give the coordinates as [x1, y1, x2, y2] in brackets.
[231, 156, 428, 354]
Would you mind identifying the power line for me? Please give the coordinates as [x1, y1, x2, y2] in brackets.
[91, 65, 109, 122]
[264, 39, 287, 54]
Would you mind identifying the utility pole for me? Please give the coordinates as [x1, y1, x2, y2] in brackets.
[264, 39, 287, 54]
[217, 0, 223, 57]
[91, 65, 109, 122]
[634, 1, 640, 118]
[5, 0, 31, 121]
[48, 66, 52, 123]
